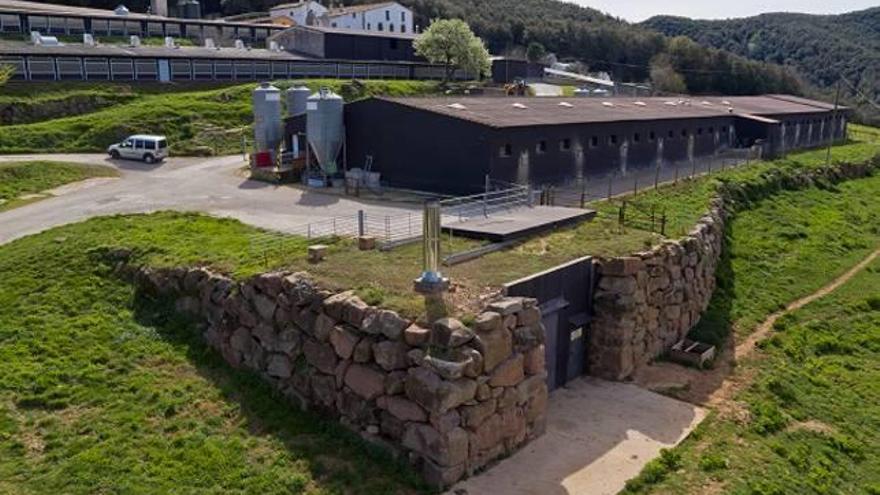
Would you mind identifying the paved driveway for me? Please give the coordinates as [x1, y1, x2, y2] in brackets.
[450, 378, 705, 495]
[0, 154, 420, 245]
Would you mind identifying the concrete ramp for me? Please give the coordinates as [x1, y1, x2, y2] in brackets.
[449, 377, 705, 495]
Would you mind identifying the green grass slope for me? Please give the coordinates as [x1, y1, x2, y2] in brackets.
[0, 212, 425, 494]
[0, 160, 118, 211]
[0, 79, 441, 156]
[616, 130, 880, 494]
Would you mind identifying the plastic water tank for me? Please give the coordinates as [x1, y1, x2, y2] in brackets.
[285, 85, 311, 117]
[306, 88, 344, 175]
[253, 82, 283, 153]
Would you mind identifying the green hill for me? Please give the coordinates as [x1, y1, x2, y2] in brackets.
[641, 8, 880, 121]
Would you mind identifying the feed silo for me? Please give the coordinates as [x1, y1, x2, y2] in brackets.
[306, 88, 344, 176]
[253, 82, 283, 157]
[286, 86, 311, 117]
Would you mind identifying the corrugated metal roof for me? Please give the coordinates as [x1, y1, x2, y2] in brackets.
[0, 39, 310, 60]
[0, 0, 280, 28]
[375, 95, 839, 128]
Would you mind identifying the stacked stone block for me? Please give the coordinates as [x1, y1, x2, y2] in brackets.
[132, 267, 548, 488]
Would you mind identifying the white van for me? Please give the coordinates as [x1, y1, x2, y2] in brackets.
[108, 135, 168, 163]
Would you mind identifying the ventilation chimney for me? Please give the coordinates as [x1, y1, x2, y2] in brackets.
[204, 37, 215, 49]
[83, 33, 95, 46]
[129, 35, 141, 47]
[234, 39, 245, 50]
[164, 36, 175, 48]
[269, 40, 280, 52]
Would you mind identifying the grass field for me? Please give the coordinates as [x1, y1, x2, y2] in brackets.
[0, 161, 118, 211]
[0, 79, 442, 155]
[0, 214, 425, 494]
[622, 171, 880, 495]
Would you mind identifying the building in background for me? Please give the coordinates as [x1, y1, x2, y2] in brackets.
[268, 1, 413, 34]
[270, 24, 419, 61]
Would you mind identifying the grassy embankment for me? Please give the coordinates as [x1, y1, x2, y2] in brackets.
[0, 79, 442, 155]
[0, 160, 118, 211]
[622, 175, 880, 494]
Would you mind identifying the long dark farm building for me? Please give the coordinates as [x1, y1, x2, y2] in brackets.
[334, 95, 847, 193]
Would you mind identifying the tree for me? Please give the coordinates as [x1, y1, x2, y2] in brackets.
[0, 65, 12, 87]
[414, 19, 491, 83]
[526, 41, 546, 62]
[649, 54, 687, 94]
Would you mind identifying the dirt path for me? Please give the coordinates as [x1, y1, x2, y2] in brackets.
[635, 246, 880, 409]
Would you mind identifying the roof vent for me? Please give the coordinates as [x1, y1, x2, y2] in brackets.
[721, 100, 731, 106]
[558, 102, 573, 108]
[114, 4, 130, 16]
[633, 101, 647, 106]
[701, 100, 712, 105]
[447, 103, 467, 110]
[664, 101, 678, 106]
[512, 103, 528, 109]
[602, 101, 614, 107]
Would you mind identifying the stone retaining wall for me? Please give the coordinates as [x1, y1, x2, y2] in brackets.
[589, 158, 879, 380]
[130, 266, 548, 488]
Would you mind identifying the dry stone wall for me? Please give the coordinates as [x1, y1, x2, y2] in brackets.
[589, 158, 879, 380]
[130, 267, 548, 488]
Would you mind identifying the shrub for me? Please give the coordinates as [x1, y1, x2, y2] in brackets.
[750, 400, 789, 434]
[698, 452, 729, 472]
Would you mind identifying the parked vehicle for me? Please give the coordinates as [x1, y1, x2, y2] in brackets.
[108, 135, 168, 163]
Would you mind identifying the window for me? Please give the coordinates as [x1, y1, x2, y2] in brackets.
[681, 129, 688, 138]
[389, 23, 395, 32]
[649, 131, 656, 141]
[697, 127, 703, 135]
[378, 22, 384, 31]
[708, 126, 714, 134]
[590, 136, 598, 148]
[668, 130, 674, 139]
[352, 12, 356, 18]
[385, 10, 390, 20]
[157, 139, 167, 149]
[134, 139, 145, 149]
[331, 22, 337, 27]
[609, 135, 618, 145]
[145, 140, 157, 150]
[560, 138, 572, 151]
[721, 125, 727, 133]
[401, 25, 406, 33]
[633, 133, 640, 143]
[401, 11, 406, 22]
[367, 23, 371, 29]
[536, 140, 547, 154]
[500, 144, 512, 157]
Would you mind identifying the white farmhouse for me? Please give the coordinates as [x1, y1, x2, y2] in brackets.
[324, 2, 413, 33]
[269, 1, 329, 27]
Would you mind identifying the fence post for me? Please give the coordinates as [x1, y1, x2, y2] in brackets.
[651, 205, 656, 233]
[691, 158, 697, 178]
[358, 210, 365, 236]
[580, 181, 586, 209]
[607, 174, 613, 200]
[654, 165, 660, 190]
[633, 177, 638, 196]
[674, 163, 679, 185]
[661, 210, 667, 236]
[618, 200, 626, 233]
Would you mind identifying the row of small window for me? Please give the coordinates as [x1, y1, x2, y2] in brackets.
[498, 125, 730, 158]
[782, 116, 841, 127]
[331, 21, 407, 33]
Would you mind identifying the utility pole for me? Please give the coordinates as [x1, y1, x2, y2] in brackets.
[825, 79, 843, 168]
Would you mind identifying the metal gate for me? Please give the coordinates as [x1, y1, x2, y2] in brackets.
[503, 256, 594, 391]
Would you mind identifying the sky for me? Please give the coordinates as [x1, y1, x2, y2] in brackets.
[572, 0, 879, 22]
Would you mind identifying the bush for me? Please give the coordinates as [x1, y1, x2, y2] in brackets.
[698, 452, 729, 472]
[750, 400, 789, 434]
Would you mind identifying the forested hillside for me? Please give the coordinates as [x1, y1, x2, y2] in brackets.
[25, 0, 803, 96]
[642, 9, 880, 120]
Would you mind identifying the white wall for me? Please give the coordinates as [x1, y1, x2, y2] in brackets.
[325, 3, 413, 33]
[269, 1, 328, 26]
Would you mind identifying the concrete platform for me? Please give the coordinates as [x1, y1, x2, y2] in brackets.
[448, 377, 706, 495]
[443, 206, 596, 242]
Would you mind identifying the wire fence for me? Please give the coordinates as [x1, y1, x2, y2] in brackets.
[539, 147, 763, 210]
[247, 181, 533, 263]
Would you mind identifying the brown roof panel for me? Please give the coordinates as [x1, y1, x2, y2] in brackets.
[377, 95, 838, 129]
